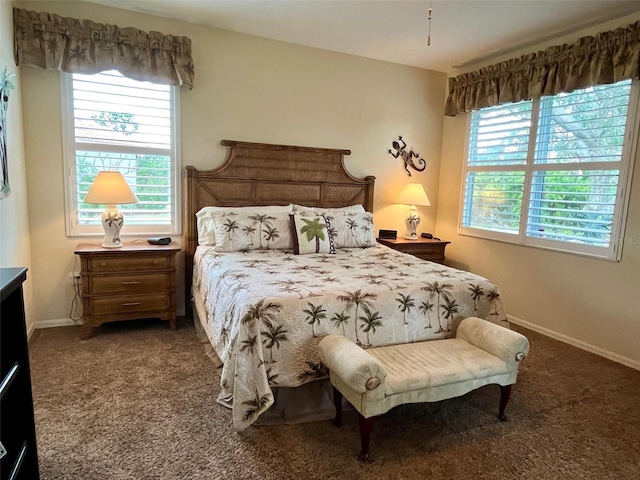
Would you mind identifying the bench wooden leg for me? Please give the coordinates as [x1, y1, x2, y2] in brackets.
[498, 384, 512, 421]
[332, 386, 343, 427]
[357, 413, 379, 462]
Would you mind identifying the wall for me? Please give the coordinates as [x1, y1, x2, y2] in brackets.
[18, 1, 446, 324]
[0, 1, 34, 331]
[437, 13, 640, 368]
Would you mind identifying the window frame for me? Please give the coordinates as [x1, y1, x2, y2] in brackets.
[61, 71, 182, 238]
[458, 80, 640, 261]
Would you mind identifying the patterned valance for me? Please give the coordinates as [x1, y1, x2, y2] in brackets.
[445, 21, 640, 116]
[13, 8, 194, 89]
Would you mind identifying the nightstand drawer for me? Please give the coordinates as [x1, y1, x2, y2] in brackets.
[87, 255, 169, 273]
[89, 294, 170, 316]
[417, 253, 444, 262]
[409, 246, 441, 256]
[89, 273, 171, 295]
[377, 238, 450, 264]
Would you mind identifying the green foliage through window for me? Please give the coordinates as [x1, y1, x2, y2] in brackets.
[462, 79, 635, 259]
[66, 70, 177, 232]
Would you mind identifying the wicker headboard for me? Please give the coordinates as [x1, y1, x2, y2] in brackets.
[184, 140, 375, 300]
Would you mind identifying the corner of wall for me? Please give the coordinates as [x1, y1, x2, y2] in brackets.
[0, 1, 35, 326]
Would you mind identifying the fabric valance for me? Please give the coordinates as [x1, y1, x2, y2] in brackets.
[445, 21, 640, 116]
[13, 8, 194, 89]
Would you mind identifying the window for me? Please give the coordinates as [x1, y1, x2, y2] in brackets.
[460, 79, 638, 260]
[62, 70, 180, 236]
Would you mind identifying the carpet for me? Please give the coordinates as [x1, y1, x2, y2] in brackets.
[28, 319, 640, 479]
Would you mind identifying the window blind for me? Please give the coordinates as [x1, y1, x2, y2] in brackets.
[461, 79, 635, 260]
[70, 71, 175, 228]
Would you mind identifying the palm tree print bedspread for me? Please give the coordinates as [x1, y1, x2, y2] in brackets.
[192, 244, 508, 430]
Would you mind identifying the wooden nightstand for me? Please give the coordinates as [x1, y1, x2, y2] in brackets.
[377, 237, 450, 264]
[74, 242, 180, 339]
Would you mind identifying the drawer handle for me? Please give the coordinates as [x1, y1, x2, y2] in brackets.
[121, 302, 142, 306]
[8, 441, 28, 480]
[100, 262, 107, 267]
[0, 362, 20, 400]
[121, 281, 142, 285]
[153, 260, 159, 264]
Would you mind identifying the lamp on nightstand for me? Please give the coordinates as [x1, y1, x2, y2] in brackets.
[83, 171, 139, 248]
[397, 182, 430, 240]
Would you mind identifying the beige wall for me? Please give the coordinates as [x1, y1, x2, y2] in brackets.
[0, 1, 34, 329]
[18, 1, 446, 323]
[437, 13, 640, 367]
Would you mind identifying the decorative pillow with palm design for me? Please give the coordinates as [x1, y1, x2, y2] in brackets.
[329, 212, 376, 248]
[290, 214, 336, 255]
[196, 204, 292, 245]
[212, 211, 294, 252]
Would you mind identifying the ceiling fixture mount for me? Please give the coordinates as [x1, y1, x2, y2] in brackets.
[427, 1, 433, 46]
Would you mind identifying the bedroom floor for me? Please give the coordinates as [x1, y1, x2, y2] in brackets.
[28, 319, 640, 480]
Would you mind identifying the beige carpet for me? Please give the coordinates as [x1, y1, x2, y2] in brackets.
[28, 319, 640, 480]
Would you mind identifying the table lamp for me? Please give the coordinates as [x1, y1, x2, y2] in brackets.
[83, 171, 139, 248]
[397, 182, 430, 240]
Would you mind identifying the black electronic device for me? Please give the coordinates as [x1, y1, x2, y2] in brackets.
[421, 232, 441, 241]
[147, 237, 172, 245]
[379, 229, 397, 240]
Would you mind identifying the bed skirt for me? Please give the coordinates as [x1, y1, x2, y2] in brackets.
[193, 309, 348, 425]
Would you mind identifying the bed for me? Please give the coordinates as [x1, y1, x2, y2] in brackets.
[184, 140, 508, 430]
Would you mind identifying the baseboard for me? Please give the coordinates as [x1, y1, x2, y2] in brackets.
[31, 314, 186, 332]
[27, 323, 37, 340]
[27, 318, 78, 341]
[34, 318, 79, 329]
[508, 314, 640, 371]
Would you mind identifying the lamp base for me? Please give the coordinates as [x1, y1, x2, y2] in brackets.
[101, 242, 123, 248]
[404, 205, 421, 240]
[101, 206, 124, 248]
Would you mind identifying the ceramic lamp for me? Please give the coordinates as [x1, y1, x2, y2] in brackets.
[397, 182, 430, 240]
[83, 171, 139, 248]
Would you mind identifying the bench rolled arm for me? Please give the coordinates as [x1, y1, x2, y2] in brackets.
[318, 335, 387, 394]
[456, 317, 530, 371]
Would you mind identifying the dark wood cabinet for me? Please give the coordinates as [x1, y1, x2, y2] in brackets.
[377, 237, 450, 264]
[75, 243, 180, 339]
[0, 268, 40, 480]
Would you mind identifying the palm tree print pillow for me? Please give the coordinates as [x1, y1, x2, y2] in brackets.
[329, 212, 376, 248]
[212, 211, 294, 252]
[290, 214, 336, 255]
[196, 205, 292, 245]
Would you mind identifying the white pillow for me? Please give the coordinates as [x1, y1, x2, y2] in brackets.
[213, 211, 294, 252]
[292, 204, 366, 218]
[196, 204, 292, 245]
[329, 212, 376, 248]
[290, 214, 336, 255]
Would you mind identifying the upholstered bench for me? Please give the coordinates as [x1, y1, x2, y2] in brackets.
[318, 316, 530, 461]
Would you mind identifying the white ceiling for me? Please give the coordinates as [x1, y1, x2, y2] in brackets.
[85, 0, 640, 73]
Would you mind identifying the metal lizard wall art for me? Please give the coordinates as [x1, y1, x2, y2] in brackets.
[388, 136, 426, 176]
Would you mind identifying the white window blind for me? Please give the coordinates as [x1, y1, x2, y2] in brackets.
[460, 79, 637, 260]
[63, 71, 180, 236]
[463, 102, 531, 235]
